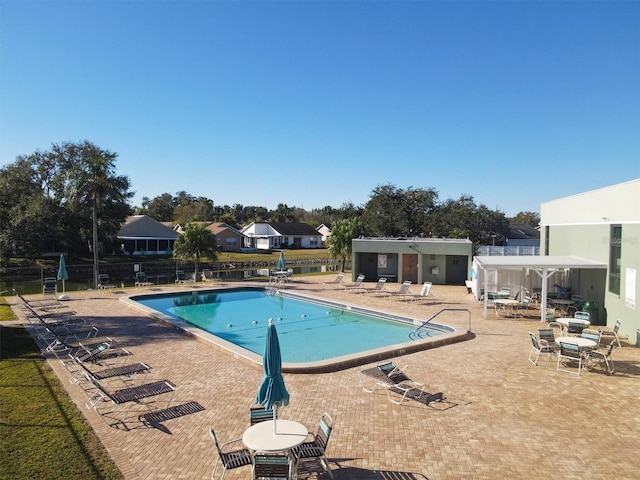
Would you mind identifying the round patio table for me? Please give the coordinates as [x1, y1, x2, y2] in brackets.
[555, 318, 590, 328]
[242, 419, 308, 453]
[555, 337, 597, 349]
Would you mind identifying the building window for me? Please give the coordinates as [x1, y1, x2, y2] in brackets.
[609, 225, 622, 295]
[544, 226, 550, 255]
[226, 238, 237, 246]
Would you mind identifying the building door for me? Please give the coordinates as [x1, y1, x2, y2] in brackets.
[402, 254, 418, 284]
[446, 255, 468, 285]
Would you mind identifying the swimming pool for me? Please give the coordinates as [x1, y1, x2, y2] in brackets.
[123, 287, 462, 372]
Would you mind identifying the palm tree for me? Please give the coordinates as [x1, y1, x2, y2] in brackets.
[173, 223, 220, 281]
[326, 218, 365, 272]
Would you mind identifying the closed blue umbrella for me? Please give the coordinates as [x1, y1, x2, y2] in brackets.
[256, 318, 290, 432]
[277, 250, 286, 271]
[57, 254, 69, 296]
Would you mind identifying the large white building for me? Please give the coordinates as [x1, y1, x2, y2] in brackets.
[539, 179, 639, 343]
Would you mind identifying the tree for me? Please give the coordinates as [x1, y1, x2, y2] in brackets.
[139, 193, 176, 221]
[361, 184, 438, 237]
[326, 217, 365, 272]
[429, 195, 509, 246]
[510, 211, 540, 228]
[172, 223, 220, 281]
[46, 141, 133, 285]
[1, 142, 132, 265]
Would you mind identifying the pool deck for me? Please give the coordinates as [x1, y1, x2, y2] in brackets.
[9, 277, 640, 479]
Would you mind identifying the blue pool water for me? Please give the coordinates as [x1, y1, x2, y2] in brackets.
[132, 288, 446, 363]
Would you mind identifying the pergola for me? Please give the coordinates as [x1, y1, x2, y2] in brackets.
[473, 255, 607, 322]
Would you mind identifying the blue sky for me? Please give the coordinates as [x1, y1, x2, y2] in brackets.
[1, 0, 639, 216]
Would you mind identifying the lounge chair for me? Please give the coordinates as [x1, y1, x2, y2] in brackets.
[201, 268, 222, 284]
[353, 277, 387, 294]
[175, 270, 194, 284]
[322, 273, 345, 289]
[382, 280, 412, 299]
[135, 272, 154, 287]
[209, 427, 252, 480]
[85, 375, 176, 426]
[339, 274, 365, 291]
[407, 282, 433, 302]
[70, 348, 151, 385]
[292, 412, 334, 479]
[359, 362, 441, 405]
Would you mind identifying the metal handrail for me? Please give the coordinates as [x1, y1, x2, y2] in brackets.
[410, 308, 472, 339]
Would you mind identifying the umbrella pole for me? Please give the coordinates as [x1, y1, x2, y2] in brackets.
[273, 405, 277, 433]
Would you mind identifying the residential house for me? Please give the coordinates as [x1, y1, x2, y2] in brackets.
[241, 222, 322, 250]
[316, 224, 332, 245]
[206, 222, 245, 252]
[117, 215, 178, 255]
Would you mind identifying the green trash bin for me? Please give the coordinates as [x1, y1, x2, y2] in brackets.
[582, 300, 600, 326]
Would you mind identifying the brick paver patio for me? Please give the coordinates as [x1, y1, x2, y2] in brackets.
[10, 277, 640, 479]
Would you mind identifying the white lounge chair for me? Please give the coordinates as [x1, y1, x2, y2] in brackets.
[322, 273, 345, 289]
[407, 282, 432, 302]
[339, 274, 365, 291]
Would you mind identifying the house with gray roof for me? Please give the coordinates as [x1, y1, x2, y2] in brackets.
[241, 222, 322, 250]
[117, 215, 178, 255]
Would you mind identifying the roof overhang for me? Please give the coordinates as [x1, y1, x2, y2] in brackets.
[474, 255, 607, 271]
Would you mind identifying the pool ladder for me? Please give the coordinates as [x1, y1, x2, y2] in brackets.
[410, 308, 472, 340]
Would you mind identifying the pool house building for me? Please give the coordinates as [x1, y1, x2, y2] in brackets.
[351, 237, 473, 286]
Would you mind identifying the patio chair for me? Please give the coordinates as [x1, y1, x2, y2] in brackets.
[354, 277, 387, 294]
[322, 272, 344, 289]
[545, 307, 557, 322]
[249, 404, 277, 425]
[557, 342, 583, 376]
[135, 272, 154, 287]
[339, 274, 365, 291]
[529, 332, 555, 365]
[359, 362, 434, 405]
[175, 270, 194, 284]
[292, 412, 334, 479]
[538, 327, 555, 343]
[581, 328, 602, 347]
[86, 375, 176, 427]
[518, 296, 533, 313]
[252, 453, 291, 480]
[209, 427, 252, 480]
[567, 321, 586, 336]
[573, 311, 591, 321]
[599, 319, 622, 348]
[42, 277, 57, 296]
[587, 340, 617, 374]
[97, 273, 116, 290]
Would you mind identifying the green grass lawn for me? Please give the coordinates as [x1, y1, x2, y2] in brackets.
[0, 323, 123, 479]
